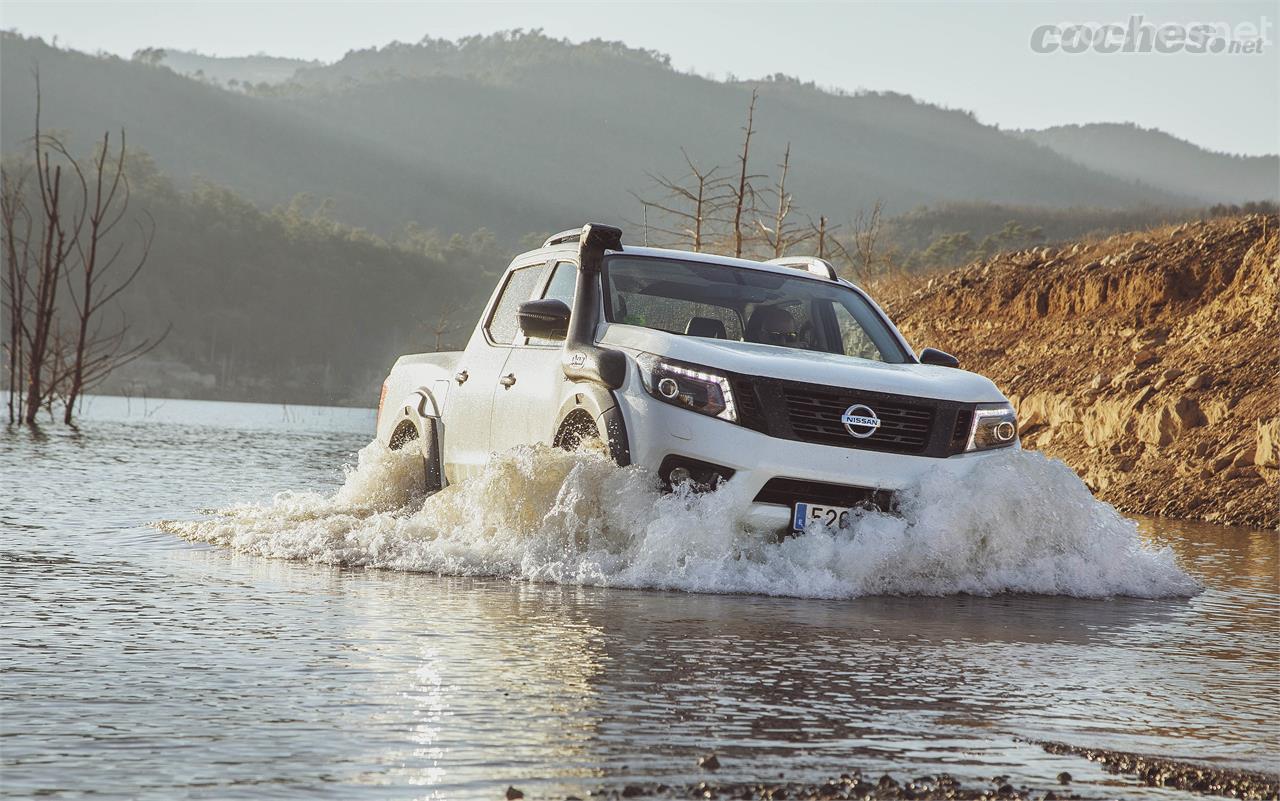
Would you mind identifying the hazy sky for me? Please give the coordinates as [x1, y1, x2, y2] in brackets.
[3, 1, 1277, 155]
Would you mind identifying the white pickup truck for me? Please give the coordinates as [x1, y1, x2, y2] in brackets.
[376, 223, 1018, 534]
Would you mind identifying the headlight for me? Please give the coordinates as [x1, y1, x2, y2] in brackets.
[967, 402, 1018, 451]
[636, 354, 737, 423]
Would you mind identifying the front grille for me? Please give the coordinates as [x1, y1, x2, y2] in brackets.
[731, 376, 767, 433]
[951, 408, 974, 451]
[754, 478, 897, 514]
[779, 385, 934, 453]
[726, 372, 975, 458]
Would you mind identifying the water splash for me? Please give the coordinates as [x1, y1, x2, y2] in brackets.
[159, 442, 1200, 599]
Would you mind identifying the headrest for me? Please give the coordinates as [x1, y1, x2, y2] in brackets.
[685, 317, 727, 339]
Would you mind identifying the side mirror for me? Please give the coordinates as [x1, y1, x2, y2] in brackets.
[517, 299, 571, 341]
[919, 347, 960, 368]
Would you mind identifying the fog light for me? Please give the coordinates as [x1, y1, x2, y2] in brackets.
[995, 421, 1016, 442]
[657, 456, 736, 493]
[657, 377, 680, 399]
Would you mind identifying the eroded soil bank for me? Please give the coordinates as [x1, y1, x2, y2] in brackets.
[885, 214, 1279, 528]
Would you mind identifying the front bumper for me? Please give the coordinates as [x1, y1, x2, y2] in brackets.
[615, 383, 1010, 531]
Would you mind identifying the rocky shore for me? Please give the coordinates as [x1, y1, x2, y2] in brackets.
[564, 773, 1071, 800]
[501, 741, 1280, 799]
[1033, 740, 1280, 800]
[884, 214, 1279, 529]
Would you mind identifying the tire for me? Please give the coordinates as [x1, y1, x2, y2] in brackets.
[389, 420, 419, 450]
[554, 410, 601, 453]
[389, 417, 443, 494]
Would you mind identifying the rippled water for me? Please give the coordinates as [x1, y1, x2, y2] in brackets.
[2, 396, 1276, 800]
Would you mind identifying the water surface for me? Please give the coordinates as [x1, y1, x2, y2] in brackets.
[2, 396, 1275, 800]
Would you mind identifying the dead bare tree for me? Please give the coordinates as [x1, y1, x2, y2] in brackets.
[807, 214, 857, 278]
[629, 149, 730, 251]
[811, 215, 829, 259]
[809, 214, 841, 261]
[55, 130, 162, 423]
[755, 143, 812, 259]
[729, 88, 763, 258]
[22, 83, 83, 424]
[851, 200, 886, 280]
[2, 73, 164, 425]
[428, 302, 461, 352]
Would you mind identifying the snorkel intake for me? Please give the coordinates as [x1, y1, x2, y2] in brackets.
[563, 223, 628, 389]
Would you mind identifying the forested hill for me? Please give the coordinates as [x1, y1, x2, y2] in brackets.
[2, 154, 508, 406]
[1, 31, 1217, 242]
[1020, 123, 1279, 205]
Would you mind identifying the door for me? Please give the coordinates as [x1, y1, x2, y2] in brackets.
[441, 262, 547, 480]
[489, 261, 578, 454]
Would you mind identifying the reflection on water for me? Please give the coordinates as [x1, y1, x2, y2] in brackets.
[1, 396, 1276, 800]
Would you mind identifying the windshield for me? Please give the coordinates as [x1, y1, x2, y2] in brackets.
[601, 256, 910, 363]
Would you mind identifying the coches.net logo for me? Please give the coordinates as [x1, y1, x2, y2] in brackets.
[1031, 15, 1271, 54]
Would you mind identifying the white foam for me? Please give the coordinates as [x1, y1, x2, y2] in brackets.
[159, 441, 1200, 599]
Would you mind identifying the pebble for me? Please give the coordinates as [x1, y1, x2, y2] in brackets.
[1184, 372, 1212, 390]
[1133, 348, 1158, 366]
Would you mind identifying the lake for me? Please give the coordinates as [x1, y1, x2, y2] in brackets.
[2, 396, 1276, 800]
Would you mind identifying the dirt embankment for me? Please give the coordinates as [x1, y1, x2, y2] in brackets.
[884, 214, 1279, 529]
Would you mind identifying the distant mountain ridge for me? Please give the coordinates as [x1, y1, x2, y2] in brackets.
[2, 31, 1267, 242]
[289, 33, 675, 87]
[159, 49, 320, 87]
[1019, 123, 1278, 205]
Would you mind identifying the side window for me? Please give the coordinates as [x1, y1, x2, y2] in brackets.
[543, 261, 577, 305]
[486, 265, 545, 345]
[527, 261, 577, 346]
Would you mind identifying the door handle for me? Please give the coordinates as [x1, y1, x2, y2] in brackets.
[499, 373, 517, 388]
[454, 370, 469, 385]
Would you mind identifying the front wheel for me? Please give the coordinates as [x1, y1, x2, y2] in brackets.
[554, 410, 603, 453]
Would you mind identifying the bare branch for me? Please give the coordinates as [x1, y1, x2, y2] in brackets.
[754, 143, 815, 259]
[628, 148, 732, 252]
[730, 88, 759, 258]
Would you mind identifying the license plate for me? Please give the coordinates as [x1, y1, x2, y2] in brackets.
[792, 502, 854, 533]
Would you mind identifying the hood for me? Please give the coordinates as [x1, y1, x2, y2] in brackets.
[599, 324, 1008, 403]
